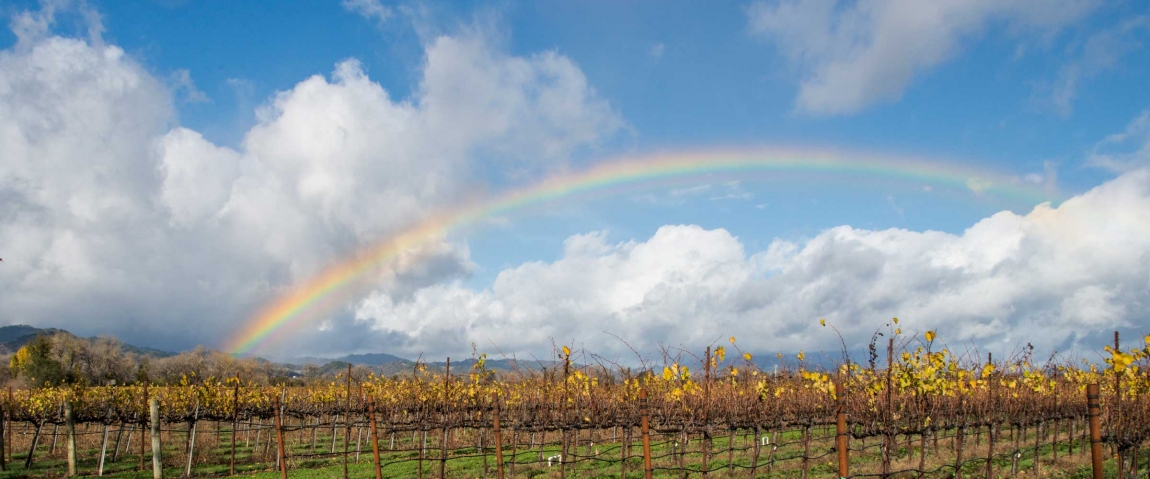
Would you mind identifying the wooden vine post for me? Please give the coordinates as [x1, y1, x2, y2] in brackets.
[882, 337, 893, 479]
[640, 389, 652, 479]
[150, 397, 161, 479]
[1113, 332, 1124, 479]
[0, 390, 6, 472]
[492, 392, 504, 479]
[273, 394, 287, 479]
[836, 381, 848, 479]
[344, 363, 353, 479]
[561, 355, 570, 478]
[368, 396, 382, 479]
[140, 382, 149, 472]
[186, 400, 200, 477]
[65, 401, 76, 477]
[6, 386, 11, 465]
[231, 379, 239, 476]
[702, 346, 712, 479]
[98, 407, 112, 476]
[1087, 383, 1102, 479]
[440, 358, 451, 479]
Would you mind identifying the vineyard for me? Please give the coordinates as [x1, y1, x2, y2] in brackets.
[0, 328, 1147, 478]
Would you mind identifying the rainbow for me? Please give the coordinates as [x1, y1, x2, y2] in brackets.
[224, 147, 1058, 355]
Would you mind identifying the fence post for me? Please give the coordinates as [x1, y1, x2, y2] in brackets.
[1113, 332, 1124, 479]
[344, 364, 353, 479]
[150, 397, 161, 479]
[641, 389, 653, 479]
[369, 397, 382, 479]
[492, 393, 504, 479]
[274, 395, 287, 479]
[65, 401, 76, 477]
[6, 386, 12, 465]
[1087, 383, 1102, 479]
[186, 400, 200, 477]
[441, 358, 451, 479]
[836, 382, 848, 479]
[0, 395, 6, 471]
[98, 408, 111, 476]
[621, 424, 629, 478]
[231, 381, 238, 476]
[141, 382, 148, 472]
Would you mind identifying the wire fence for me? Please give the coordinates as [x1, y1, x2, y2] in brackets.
[0, 391, 1140, 478]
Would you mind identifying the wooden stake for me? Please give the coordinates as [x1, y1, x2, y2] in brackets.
[186, 400, 199, 477]
[0, 396, 6, 471]
[65, 402, 76, 477]
[274, 395, 287, 479]
[641, 389, 652, 479]
[441, 358, 450, 479]
[98, 409, 112, 476]
[6, 387, 11, 465]
[1087, 383, 1102, 479]
[150, 398, 161, 479]
[111, 420, 126, 463]
[140, 382, 148, 472]
[492, 393, 504, 479]
[344, 364, 352, 479]
[836, 382, 848, 479]
[801, 423, 812, 479]
[1113, 332, 1124, 479]
[368, 397, 382, 479]
[231, 381, 239, 476]
[24, 419, 42, 469]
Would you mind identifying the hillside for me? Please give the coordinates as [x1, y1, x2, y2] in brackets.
[0, 325, 175, 358]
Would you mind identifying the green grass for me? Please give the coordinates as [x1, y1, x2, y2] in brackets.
[0, 424, 1139, 478]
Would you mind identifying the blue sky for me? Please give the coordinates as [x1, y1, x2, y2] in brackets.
[2, 0, 1149, 361]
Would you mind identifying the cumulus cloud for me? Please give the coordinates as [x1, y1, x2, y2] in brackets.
[746, 0, 1097, 115]
[0, 4, 622, 353]
[356, 169, 1150, 359]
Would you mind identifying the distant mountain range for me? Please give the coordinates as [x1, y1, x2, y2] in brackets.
[0, 325, 175, 358]
[0, 324, 817, 378]
[286, 352, 571, 377]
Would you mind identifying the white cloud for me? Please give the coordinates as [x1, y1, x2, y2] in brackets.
[0, 4, 622, 354]
[159, 128, 240, 227]
[357, 168, 1150, 359]
[709, 181, 754, 201]
[342, 0, 394, 25]
[650, 43, 665, 60]
[419, 33, 625, 164]
[746, 0, 1097, 115]
[634, 182, 753, 206]
[1088, 110, 1150, 172]
[169, 69, 209, 104]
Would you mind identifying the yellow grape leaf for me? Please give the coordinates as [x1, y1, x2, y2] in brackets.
[744, 352, 752, 361]
[819, 318, 826, 327]
[892, 317, 899, 324]
[562, 346, 571, 357]
[729, 336, 736, 344]
[925, 331, 936, 342]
